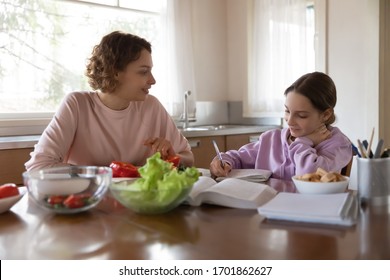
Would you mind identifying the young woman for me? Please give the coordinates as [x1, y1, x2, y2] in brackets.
[210, 72, 352, 180]
[25, 31, 194, 171]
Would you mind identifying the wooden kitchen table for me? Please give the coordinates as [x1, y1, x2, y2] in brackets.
[1, 178, 389, 260]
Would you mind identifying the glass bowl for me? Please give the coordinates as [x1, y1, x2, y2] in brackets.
[23, 166, 112, 214]
[110, 178, 193, 214]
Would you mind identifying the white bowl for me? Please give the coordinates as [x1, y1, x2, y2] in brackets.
[0, 187, 27, 214]
[292, 176, 349, 194]
[34, 174, 90, 196]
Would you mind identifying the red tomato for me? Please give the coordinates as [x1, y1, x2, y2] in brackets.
[166, 155, 181, 167]
[0, 183, 19, 199]
[46, 195, 66, 205]
[109, 161, 140, 177]
[63, 194, 91, 209]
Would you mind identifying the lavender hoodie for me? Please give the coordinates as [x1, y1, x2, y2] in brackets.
[221, 127, 352, 181]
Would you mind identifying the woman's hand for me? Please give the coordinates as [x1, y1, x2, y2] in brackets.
[144, 137, 175, 159]
[303, 124, 331, 146]
[210, 158, 232, 178]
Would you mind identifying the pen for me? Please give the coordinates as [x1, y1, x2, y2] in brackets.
[212, 140, 225, 168]
[362, 140, 373, 158]
[374, 139, 384, 159]
[351, 143, 361, 158]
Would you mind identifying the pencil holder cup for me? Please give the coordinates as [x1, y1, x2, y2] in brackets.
[357, 157, 390, 206]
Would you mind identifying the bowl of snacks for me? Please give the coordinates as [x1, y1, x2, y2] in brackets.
[23, 166, 112, 214]
[110, 152, 199, 214]
[0, 183, 27, 214]
[292, 168, 349, 194]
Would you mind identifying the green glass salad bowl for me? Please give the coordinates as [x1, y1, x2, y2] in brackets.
[109, 152, 199, 215]
[110, 178, 194, 214]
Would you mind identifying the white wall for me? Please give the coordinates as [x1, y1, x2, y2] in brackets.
[191, 0, 248, 102]
[191, 0, 228, 101]
[226, 0, 249, 102]
[190, 0, 380, 145]
[327, 0, 379, 145]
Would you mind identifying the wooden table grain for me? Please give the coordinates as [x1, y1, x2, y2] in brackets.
[1, 179, 389, 260]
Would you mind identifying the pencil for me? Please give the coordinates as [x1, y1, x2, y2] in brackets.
[366, 127, 375, 159]
[357, 139, 367, 158]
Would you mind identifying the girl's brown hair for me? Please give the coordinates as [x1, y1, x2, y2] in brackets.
[284, 72, 337, 125]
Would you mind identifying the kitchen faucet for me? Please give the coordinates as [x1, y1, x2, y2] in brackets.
[181, 90, 195, 129]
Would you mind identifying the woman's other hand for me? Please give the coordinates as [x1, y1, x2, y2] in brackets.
[210, 158, 232, 178]
[144, 137, 175, 159]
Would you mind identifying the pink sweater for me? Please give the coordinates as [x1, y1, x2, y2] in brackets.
[25, 92, 190, 170]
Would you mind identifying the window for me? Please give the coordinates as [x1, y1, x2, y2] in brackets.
[245, 0, 325, 118]
[0, 0, 166, 135]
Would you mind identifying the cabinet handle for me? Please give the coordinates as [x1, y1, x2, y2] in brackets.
[188, 139, 201, 148]
[249, 135, 260, 143]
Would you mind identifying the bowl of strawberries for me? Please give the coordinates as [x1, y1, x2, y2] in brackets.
[0, 183, 26, 214]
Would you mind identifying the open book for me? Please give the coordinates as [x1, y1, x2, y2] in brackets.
[186, 176, 278, 209]
[216, 169, 272, 183]
[257, 192, 357, 226]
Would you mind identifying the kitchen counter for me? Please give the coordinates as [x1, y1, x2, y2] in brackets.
[180, 124, 279, 138]
[0, 135, 41, 150]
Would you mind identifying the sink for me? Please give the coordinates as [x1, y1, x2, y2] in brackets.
[180, 125, 245, 132]
[181, 126, 217, 131]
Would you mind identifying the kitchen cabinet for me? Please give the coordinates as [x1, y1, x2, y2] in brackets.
[225, 133, 261, 150]
[187, 133, 262, 168]
[0, 148, 33, 185]
[187, 136, 225, 168]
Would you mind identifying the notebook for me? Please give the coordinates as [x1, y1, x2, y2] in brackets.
[257, 192, 357, 226]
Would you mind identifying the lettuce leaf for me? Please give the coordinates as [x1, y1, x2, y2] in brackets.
[114, 152, 199, 212]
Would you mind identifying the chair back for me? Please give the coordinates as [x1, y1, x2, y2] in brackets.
[341, 146, 356, 176]
[341, 158, 353, 176]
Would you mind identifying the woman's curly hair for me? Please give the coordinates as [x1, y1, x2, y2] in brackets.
[85, 31, 152, 93]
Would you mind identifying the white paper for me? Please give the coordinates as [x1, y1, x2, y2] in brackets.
[257, 192, 357, 226]
[216, 169, 272, 183]
[187, 176, 277, 209]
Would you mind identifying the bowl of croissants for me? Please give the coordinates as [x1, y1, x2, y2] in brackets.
[292, 168, 349, 194]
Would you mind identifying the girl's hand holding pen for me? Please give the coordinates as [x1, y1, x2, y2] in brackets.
[210, 158, 231, 178]
[211, 140, 231, 177]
